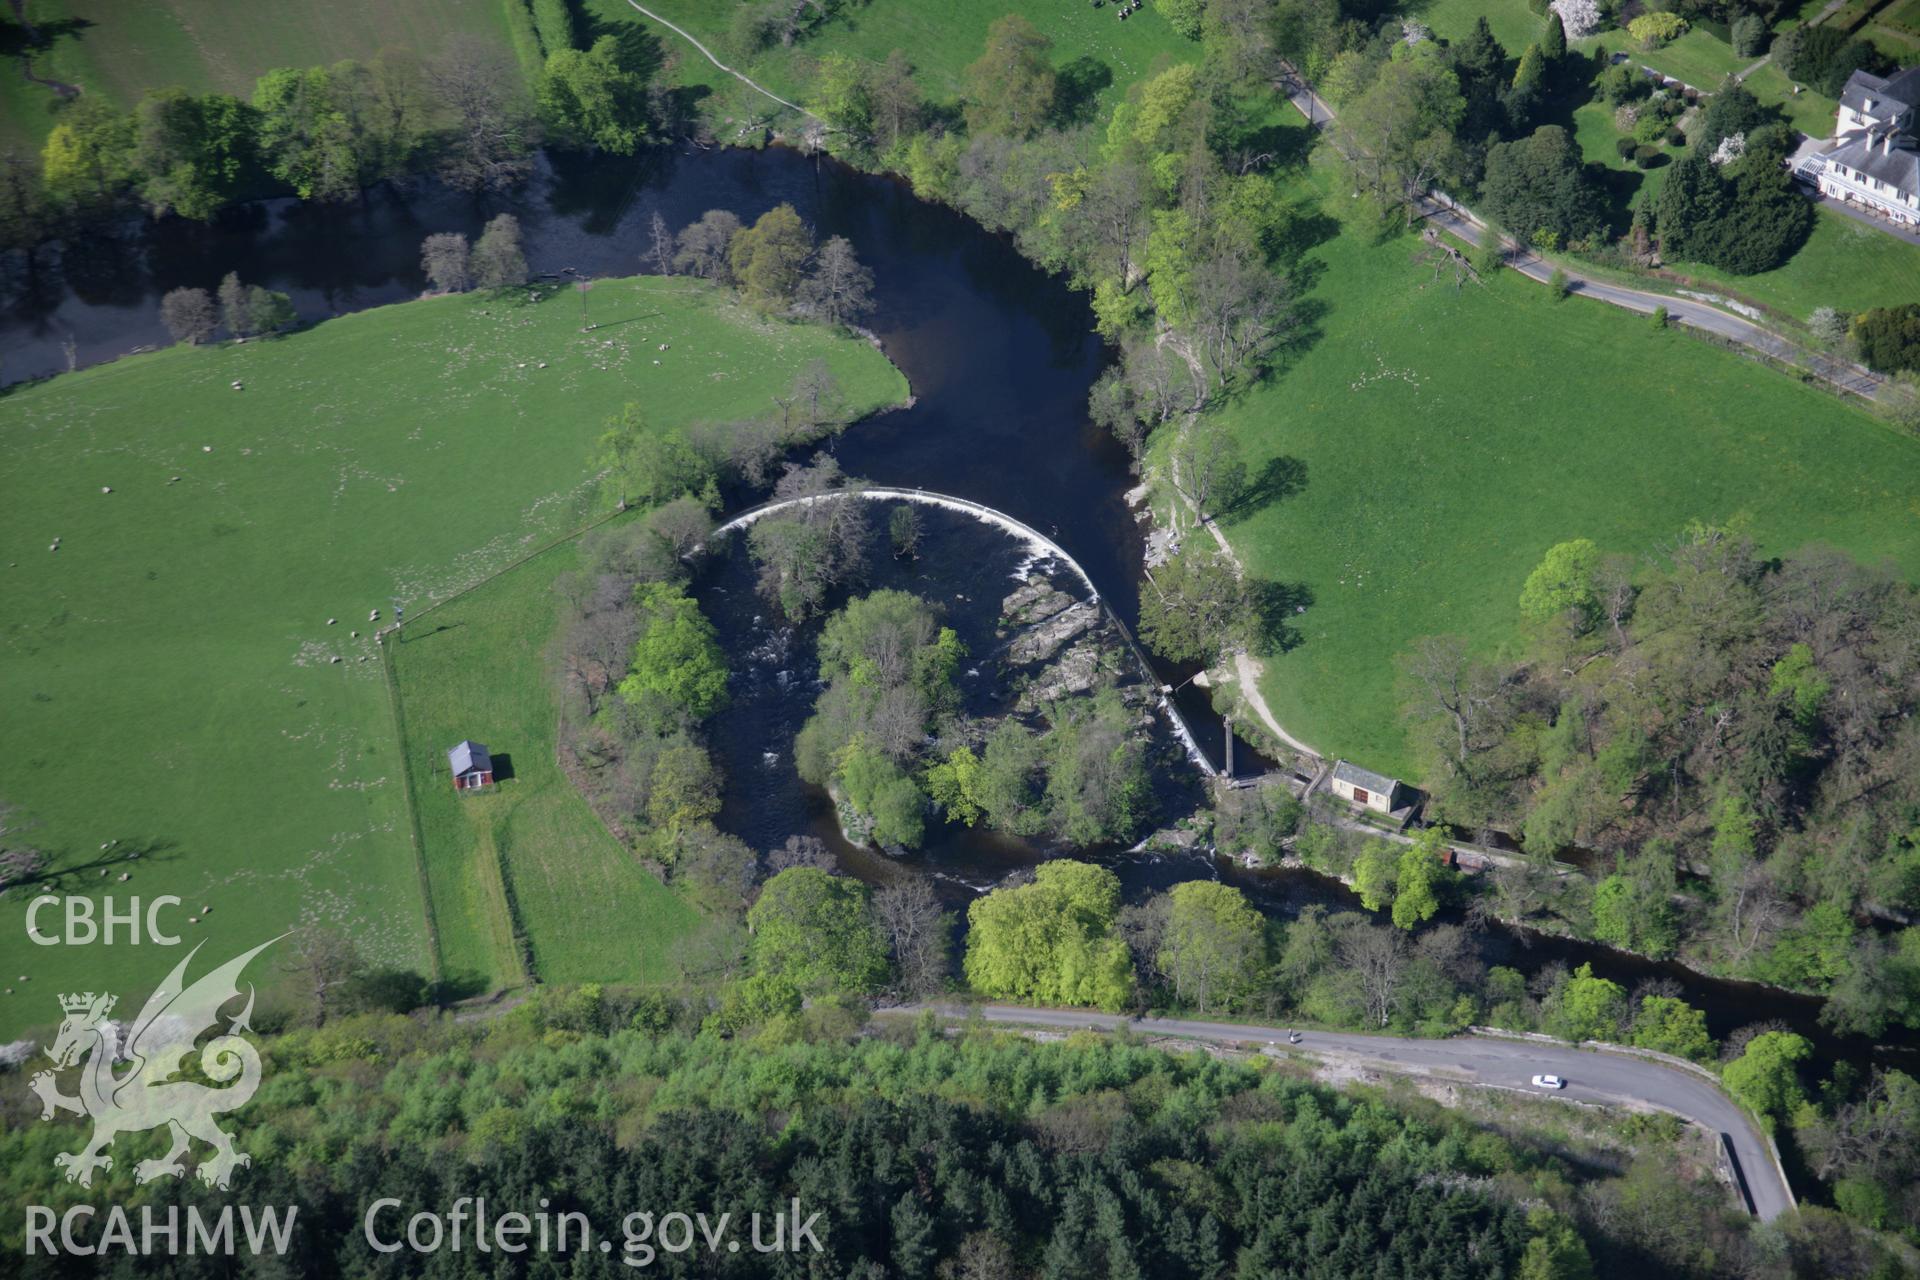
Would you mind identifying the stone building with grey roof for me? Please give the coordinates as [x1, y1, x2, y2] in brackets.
[1328, 760, 1409, 818]
[1802, 68, 1920, 227]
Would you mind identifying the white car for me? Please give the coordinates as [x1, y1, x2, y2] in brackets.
[1531, 1073, 1566, 1090]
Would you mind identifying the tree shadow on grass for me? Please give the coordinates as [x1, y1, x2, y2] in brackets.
[13, 837, 182, 897]
[1250, 294, 1331, 390]
[1221, 455, 1307, 522]
[584, 7, 667, 79]
[1273, 206, 1343, 273]
[1248, 578, 1315, 655]
[1595, 163, 1647, 238]
[1053, 57, 1114, 128]
[432, 969, 495, 1003]
[1235, 120, 1319, 175]
[0, 15, 93, 59]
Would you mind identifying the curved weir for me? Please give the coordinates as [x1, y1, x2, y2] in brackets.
[709, 487, 1221, 779]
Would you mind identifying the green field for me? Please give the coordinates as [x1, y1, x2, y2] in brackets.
[1738, 62, 1841, 136]
[1, 0, 1203, 154]
[1563, 101, 1920, 323]
[1214, 158, 1920, 781]
[390, 537, 708, 993]
[1612, 26, 1753, 89]
[587, 0, 1201, 122]
[1659, 204, 1920, 319]
[0, 276, 906, 1036]
[0, 0, 511, 150]
[1569, 98, 1686, 207]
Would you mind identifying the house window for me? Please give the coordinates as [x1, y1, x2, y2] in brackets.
[1353, 787, 1370, 805]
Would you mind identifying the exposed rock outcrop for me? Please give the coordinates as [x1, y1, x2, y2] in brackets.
[1001, 580, 1076, 628]
[1017, 637, 1111, 711]
[1006, 600, 1098, 666]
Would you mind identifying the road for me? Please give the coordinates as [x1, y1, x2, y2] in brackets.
[896, 1003, 1796, 1222]
[1418, 195, 1882, 397]
[1276, 71, 1883, 401]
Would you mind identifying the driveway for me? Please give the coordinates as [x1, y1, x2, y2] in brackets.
[895, 1002, 1796, 1222]
[1415, 197, 1882, 398]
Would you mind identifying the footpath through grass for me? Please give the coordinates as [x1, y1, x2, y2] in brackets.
[0, 276, 905, 1036]
[590, 0, 1200, 121]
[390, 537, 708, 993]
[1214, 160, 1920, 780]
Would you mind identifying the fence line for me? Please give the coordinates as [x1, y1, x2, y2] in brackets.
[380, 503, 640, 987]
[379, 634, 443, 983]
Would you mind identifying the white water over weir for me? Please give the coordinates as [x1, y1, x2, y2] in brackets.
[706, 487, 1222, 779]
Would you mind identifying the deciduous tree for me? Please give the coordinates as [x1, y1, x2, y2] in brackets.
[1722, 1029, 1811, 1121]
[730, 202, 814, 309]
[963, 15, 1056, 139]
[133, 89, 258, 220]
[674, 208, 742, 281]
[747, 866, 888, 995]
[420, 231, 471, 292]
[1155, 881, 1267, 1012]
[540, 36, 650, 155]
[1328, 52, 1465, 222]
[159, 287, 217, 344]
[427, 36, 536, 194]
[873, 877, 950, 997]
[617, 582, 730, 722]
[1519, 537, 1601, 627]
[254, 65, 372, 202]
[471, 212, 528, 288]
[597, 405, 714, 509]
[41, 97, 137, 213]
[1139, 542, 1250, 666]
[1631, 995, 1715, 1061]
[797, 234, 875, 326]
[964, 861, 1133, 1009]
[1392, 829, 1449, 929]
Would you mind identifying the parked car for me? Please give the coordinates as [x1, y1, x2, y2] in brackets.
[1531, 1073, 1566, 1089]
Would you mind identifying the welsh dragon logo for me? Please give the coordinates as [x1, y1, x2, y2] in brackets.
[28, 938, 278, 1190]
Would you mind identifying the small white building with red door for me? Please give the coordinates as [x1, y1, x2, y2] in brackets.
[448, 740, 494, 791]
[1329, 759, 1405, 815]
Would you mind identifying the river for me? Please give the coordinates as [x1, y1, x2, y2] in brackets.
[3, 144, 1912, 1075]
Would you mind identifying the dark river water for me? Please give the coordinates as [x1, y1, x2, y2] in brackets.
[4, 146, 1913, 1076]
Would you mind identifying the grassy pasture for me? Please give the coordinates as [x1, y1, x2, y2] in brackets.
[1210, 155, 1920, 780]
[1655, 203, 1920, 319]
[0, 276, 905, 1036]
[1, 0, 513, 150]
[389, 537, 708, 993]
[586, 0, 1201, 121]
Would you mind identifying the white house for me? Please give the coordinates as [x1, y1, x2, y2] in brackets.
[1836, 66, 1920, 135]
[1806, 68, 1920, 226]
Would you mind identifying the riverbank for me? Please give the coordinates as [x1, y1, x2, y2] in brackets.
[0, 273, 906, 1036]
[3, 122, 1912, 1081]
